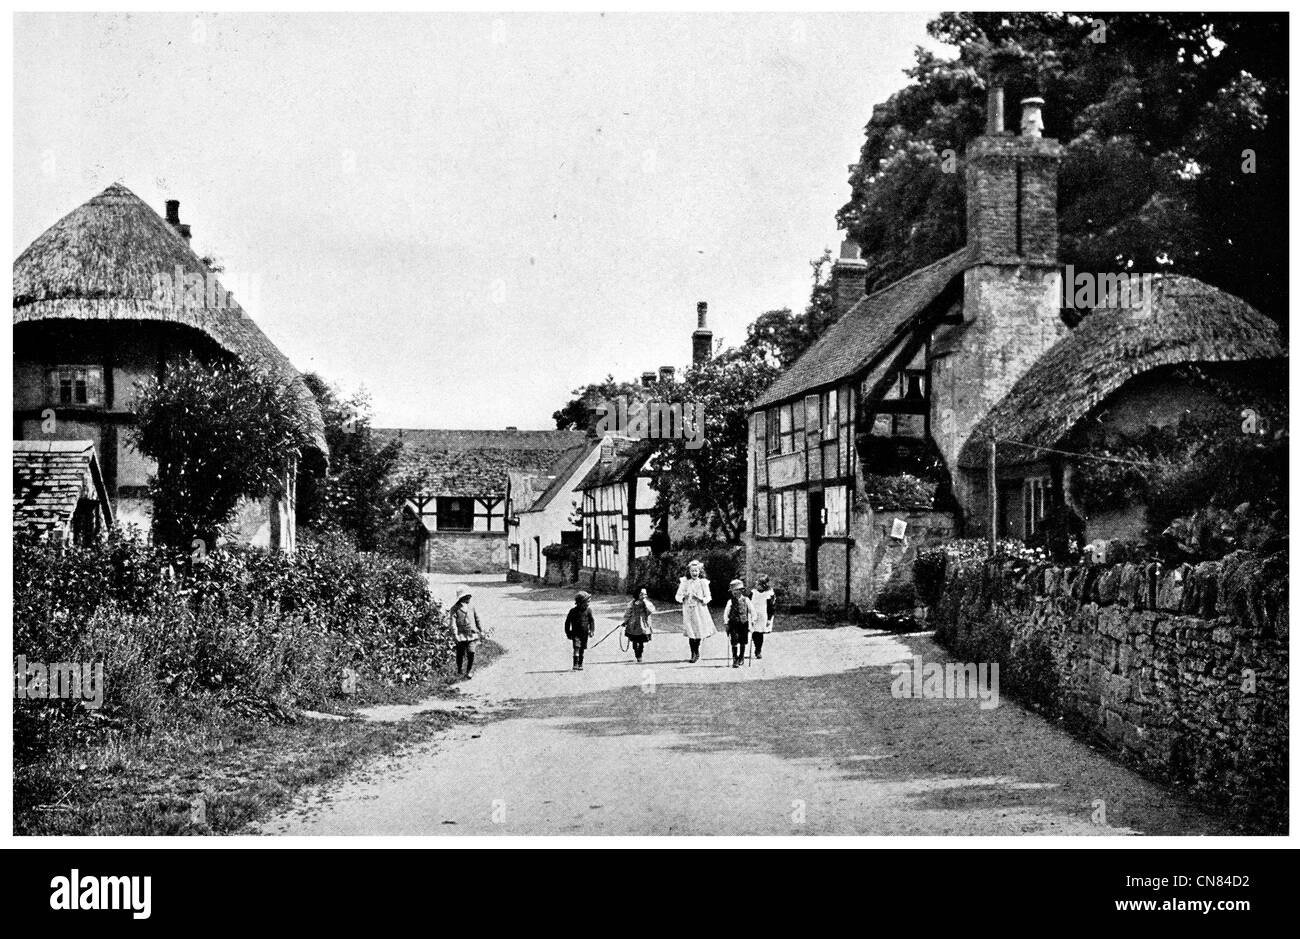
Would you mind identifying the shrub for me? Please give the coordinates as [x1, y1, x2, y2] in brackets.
[13, 531, 452, 759]
[630, 545, 745, 604]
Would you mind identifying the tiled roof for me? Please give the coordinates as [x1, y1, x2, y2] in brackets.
[13, 440, 112, 536]
[524, 444, 594, 513]
[752, 247, 973, 409]
[958, 275, 1285, 468]
[575, 437, 657, 491]
[375, 428, 586, 499]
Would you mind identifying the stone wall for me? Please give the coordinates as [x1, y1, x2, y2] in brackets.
[932, 550, 1287, 832]
[420, 531, 506, 574]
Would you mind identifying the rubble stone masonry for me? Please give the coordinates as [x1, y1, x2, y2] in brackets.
[932, 550, 1287, 832]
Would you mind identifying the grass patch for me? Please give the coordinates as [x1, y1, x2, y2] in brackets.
[14, 639, 506, 836]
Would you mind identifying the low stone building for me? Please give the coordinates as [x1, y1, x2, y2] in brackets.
[378, 427, 585, 574]
[959, 280, 1284, 544]
[12, 183, 327, 550]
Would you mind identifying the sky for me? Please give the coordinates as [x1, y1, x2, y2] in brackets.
[13, 12, 946, 429]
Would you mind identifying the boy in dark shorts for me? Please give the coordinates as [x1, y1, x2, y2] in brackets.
[722, 578, 752, 668]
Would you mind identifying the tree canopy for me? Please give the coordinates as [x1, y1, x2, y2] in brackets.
[839, 12, 1287, 325]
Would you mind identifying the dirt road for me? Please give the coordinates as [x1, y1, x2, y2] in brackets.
[271, 575, 1227, 836]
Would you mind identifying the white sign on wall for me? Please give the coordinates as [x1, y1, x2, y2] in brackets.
[890, 518, 907, 540]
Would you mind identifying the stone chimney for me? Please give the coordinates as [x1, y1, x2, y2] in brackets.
[829, 237, 870, 318]
[930, 80, 1071, 520]
[658, 365, 675, 384]
[640, 370, 657, 386]
[692, 301, 713, 366]
[164, 199, 191, 243]
[964, 85, 1062, 266]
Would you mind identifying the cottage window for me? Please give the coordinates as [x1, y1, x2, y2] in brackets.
[46, 366, 104, 407]
[822, 390, 837, 439]
[823, 485, 848, 538]
[1023, 478, 1049, 537]
[767, 491, 782, 536]
[436, 497, 473, 531]
[804, 395, 820, 434]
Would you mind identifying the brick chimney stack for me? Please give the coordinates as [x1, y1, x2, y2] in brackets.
[164, 199, 192, 243]
[965, 85, 1062, 266]
[640, 370, 657, 386]
[829, 237, 870, 318]
[658, 365, 675, 384]
[692, 301, 713, 366]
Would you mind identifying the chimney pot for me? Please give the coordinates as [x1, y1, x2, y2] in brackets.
[640, 371, 657, 386]
[165, 200, 180, 224]
[696, 301, 708, 328]
[1020, 97, 1045, 138]
[840, 237, 863, 261]
[658, 365, 675, 383]
[986, 86, 1006, 135]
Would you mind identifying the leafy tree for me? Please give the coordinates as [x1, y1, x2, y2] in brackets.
[297, 372, 405, 552]
[839, 13, 1287, 325]
[132, 357, 311, 550]
[740, 250, 838, 368]
[651, 348, 780, 543]
[552, 375, 652, 432]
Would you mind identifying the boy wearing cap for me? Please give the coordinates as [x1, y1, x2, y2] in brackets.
[721, 579, 753, 668]
[565, 591, 596, 670]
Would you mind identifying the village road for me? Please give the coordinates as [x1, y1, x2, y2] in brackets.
[271, 575, 1228, 836]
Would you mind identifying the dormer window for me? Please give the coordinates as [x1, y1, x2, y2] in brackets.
[46, 366, 104, 407]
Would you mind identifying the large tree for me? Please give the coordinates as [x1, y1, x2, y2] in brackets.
[297, 373, 406, 552]
[132, 357, 311, 550]
[839, 13, 1287, 326]
[650, 349, 780, 543]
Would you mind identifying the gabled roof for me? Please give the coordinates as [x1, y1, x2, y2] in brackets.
[575, 437, 657, 491]
[13, 440, 112, 536]
[752, 247, 974, 409]
[523, 443, 594, 514]
[376, 428, 586, 500]
[958, 275, 1285, 468]
[13, 183, 327, 458]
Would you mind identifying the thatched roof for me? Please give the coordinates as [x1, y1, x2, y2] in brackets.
[752, 247, 974, 409]
[376, 428, 586, 500]
[13, 183, 327, 458]
[13, 440, 112, 536]
[958, 275, 1285, 468]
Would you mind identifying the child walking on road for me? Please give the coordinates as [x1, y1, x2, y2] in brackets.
[449, 587, 483, 679]
[622, 588, 655, 663]
[565, 591, 596, 671]
[751, 574, 775, 660]
[722, 578, 753, 669]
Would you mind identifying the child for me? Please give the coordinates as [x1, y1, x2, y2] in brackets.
[750, 574, 775, 660]
[722, 578, 753, 668]
[449, 587, 483, 679]
[565, 591, 596, 670]
[675, 558, 714, 663]
[622, 588, 655, 663]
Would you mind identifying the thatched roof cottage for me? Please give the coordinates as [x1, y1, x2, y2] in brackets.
[744, 88, 1284, 612]
[13, 183, 327, 550]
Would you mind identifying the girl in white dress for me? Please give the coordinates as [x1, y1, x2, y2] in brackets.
[750, 574, 775, 660]
[675, 558, 714, 663]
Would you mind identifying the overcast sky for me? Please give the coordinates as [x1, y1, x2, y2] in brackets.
[14, 12, 945, 429]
